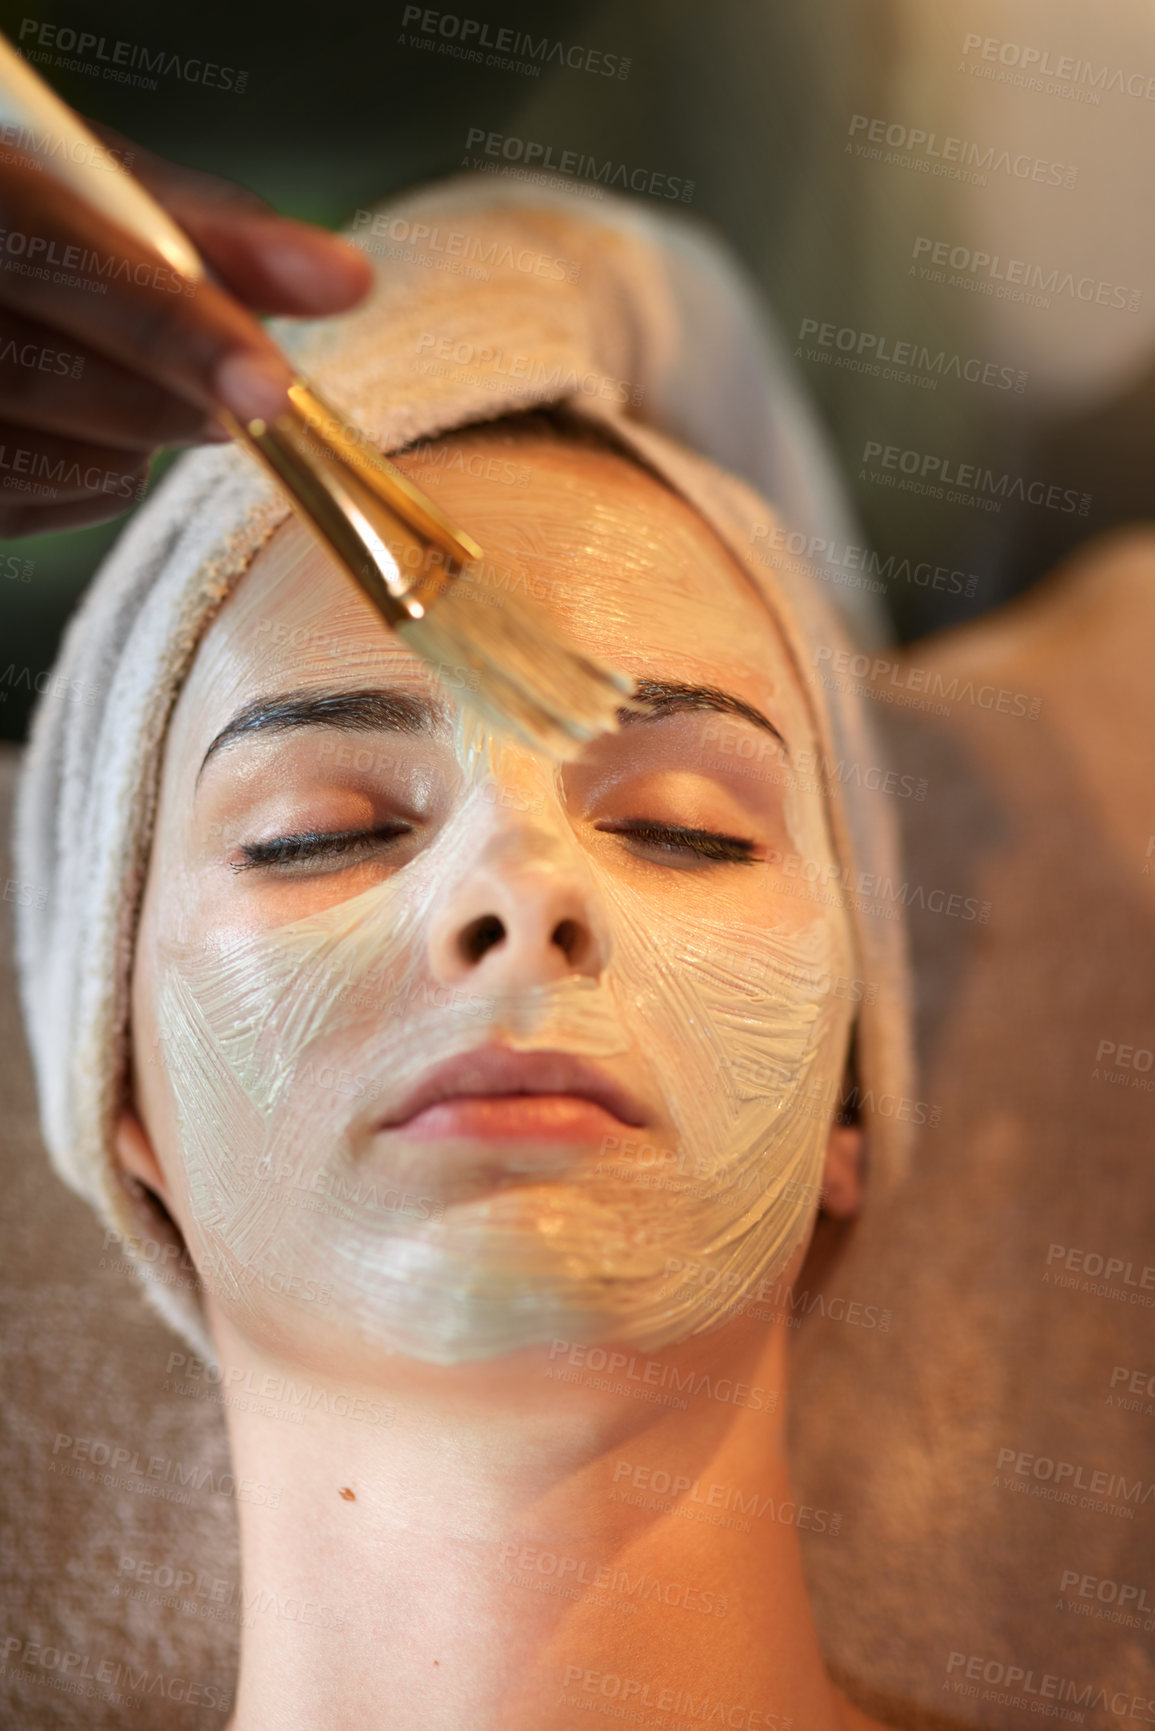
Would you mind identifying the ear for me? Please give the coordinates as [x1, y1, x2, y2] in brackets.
[820, 1120, 865, 1220]
[114, 1107, 173, 1208]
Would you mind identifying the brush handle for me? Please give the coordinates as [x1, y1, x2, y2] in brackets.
[0, 30, 487, 623]
[0, 32, 204, 280]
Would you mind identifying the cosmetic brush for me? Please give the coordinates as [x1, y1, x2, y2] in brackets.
[0, 34, 637, 759]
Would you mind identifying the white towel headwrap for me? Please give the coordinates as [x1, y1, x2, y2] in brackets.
[12, 175, 911, 1358]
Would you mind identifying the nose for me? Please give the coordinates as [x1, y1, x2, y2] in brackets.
[428, 821, 609, 991]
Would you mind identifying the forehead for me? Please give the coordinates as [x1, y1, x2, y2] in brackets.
[168, 431, 812, 765]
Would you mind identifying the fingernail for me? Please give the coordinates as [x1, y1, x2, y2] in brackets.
[215, 351, 291, 425]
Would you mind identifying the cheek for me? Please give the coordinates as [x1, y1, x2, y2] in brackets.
[144, 857, 439, 1266]
[599, 872, 852, 1108]
[128, 889, 181, 1174]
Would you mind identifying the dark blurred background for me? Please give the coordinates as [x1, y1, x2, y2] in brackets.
[1, 0, 1152, 738]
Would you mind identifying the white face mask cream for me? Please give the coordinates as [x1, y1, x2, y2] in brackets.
[153, 747, 852, 1366]
[138, 433, 857, 1368]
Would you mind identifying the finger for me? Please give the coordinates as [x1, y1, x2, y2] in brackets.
[88, 120, 273, 217]
[0, 158, 291, 423]
[0, 418, 149, 509]
[0, 307, 219, 450]
[86, 121, 373, 315]
[171, 206, 374, 316]
[0, 490, 147, 538]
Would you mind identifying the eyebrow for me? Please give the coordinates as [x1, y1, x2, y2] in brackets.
[622, 680, 789, 756]
[198, 687, 447, 779]
[197, 676, 788, 780]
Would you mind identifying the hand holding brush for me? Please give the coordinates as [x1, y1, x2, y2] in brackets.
[0, 32, 636, 756]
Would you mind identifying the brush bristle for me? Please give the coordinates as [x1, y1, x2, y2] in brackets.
[396, 578, 638, 760]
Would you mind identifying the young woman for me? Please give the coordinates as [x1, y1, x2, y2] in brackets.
[15, 183, 910, 1730]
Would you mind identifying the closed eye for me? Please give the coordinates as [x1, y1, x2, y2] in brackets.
[594, 819, 759, 864]
[232, 819, 758, 876]
[232, 823, 414, 873]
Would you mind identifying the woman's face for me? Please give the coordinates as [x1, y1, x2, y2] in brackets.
[126, 430, 855, 1371]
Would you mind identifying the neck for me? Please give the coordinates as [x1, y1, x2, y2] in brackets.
[211, 1305, 862, 1731]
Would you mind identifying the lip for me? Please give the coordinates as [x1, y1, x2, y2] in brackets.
[377, 1046, 649, 1137]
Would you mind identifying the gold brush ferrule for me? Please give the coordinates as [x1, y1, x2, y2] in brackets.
[219, 379, 481, 629]
[288, 380, 483, 566]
